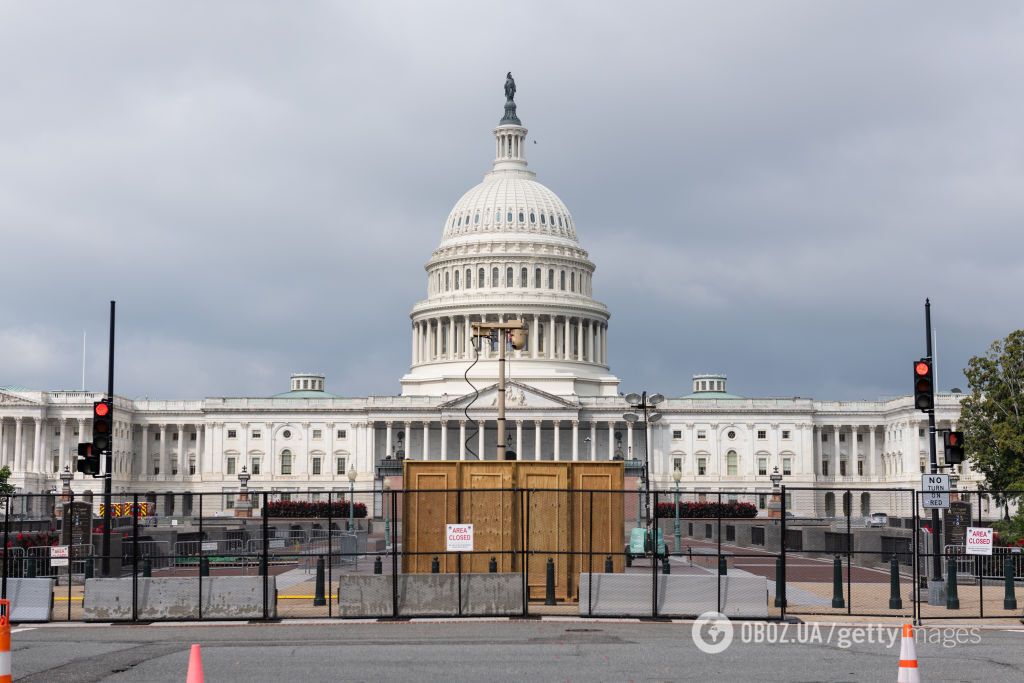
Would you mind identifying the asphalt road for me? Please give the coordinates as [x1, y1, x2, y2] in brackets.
[9, 619, 1024, 682]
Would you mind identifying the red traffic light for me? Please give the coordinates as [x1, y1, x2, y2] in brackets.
[94, 402, 110, 417]
[914, 361, 930, 376]
[948, 433, 959, 446]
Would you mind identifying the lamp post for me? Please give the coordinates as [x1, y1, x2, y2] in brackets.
[623, 391, 664, 536]
[672, 467, 682, 555]
[347, 465, 357, 531]
[769, 465, 784, 521]
[235, 466, 251, 518]
[383, 477, 391, 549]
[470, 320, 527, 460]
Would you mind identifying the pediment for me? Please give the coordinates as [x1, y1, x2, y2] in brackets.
[438, 381, 579, 410]
[0, 390, 41, 407]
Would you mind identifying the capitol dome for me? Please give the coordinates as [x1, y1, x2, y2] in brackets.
[399, 76, 620, 398]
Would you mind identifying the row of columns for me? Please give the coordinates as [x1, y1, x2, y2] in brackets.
[0, 416, 93, 475]
[412, 313, 608, 365]
[813, 424, 882, 479]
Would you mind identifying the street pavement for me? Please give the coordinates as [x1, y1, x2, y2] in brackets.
[9, 619, 1024, 682]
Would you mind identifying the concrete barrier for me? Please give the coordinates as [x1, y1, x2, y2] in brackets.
[578, 573, 768, 618]
[337, 573, 522, 617]
[83, 577, 276, 620]
[5, 577, 55, 622]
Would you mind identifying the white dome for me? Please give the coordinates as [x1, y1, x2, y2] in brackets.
[442, 176, 578, 244]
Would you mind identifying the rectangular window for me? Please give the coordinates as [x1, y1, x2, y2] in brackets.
[190, 433, 196, 441]
[227, 429, 237, 439]
[225, 494, 235, 510]
[822, 461, 829, 476]
[758, 458, 767, 476]
[821, 433, 828, 442]
[252, 430, 261, 439]
[172, 433, 179, 442]
[189, 461, 196, 475]
[251, 457, 261, 475]
[673, 457, 683, 472]
[697, 430, 707, 440]
[757, 430, 767, 440]
[54, 428, 60, 436]
[281, 453, 292, 475]
[782, 430, 791, 440]
[919, 428, 925, 437]
[727, 454, 738, 476]
[758, 494, 767, 509]
[840, 461, 847, 476]
[336, 429, 347, 439]
[171, 463, 178, 475]
[782, 457, 792, 476]
[153, 461, 160, 476]
[226, 457, 236, 475]
[154, 432, 160, 441]
[312, 457, 322, 475]
[672, 430, 682, 440]
[313, 429, 322, 440]
[697, 458, 707, 476]
[857, 460, 863, 476]
[839, 433, 846, 443]
[336, 457, 347, 475]
[857, 433, 863, 442]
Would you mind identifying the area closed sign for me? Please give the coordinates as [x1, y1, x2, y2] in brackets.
[965, 527, 993, 555]
[446, 524, 474, 552]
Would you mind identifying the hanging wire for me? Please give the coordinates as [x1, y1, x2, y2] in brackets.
[463, 333, 482, 459]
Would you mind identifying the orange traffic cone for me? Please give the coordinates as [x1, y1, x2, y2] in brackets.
[897, 624, 920, 683]
[186, 643, 204, 683]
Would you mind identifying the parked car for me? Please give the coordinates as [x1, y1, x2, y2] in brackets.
[868, 512, 889, 527]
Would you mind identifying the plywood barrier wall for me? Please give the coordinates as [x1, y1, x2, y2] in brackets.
[402, 461, 624, 601]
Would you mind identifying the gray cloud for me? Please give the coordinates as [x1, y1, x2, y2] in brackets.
[1, 2, 1021, 400]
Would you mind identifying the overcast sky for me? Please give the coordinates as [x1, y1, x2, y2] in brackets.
[1, 2, 1021, 401]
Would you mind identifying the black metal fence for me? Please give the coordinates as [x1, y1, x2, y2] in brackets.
[0, 487, 1020, 623]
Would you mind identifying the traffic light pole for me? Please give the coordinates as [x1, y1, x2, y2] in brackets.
[925, 300, 942, 586]
[101, 301, 115, 576]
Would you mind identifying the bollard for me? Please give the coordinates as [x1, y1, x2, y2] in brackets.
[624, 544, 632, 568]
[26, 558, 36, 579]
[199, 556, 210, 577]
[374, 555, 382, 575]
[718, 556, 727, 576]
[142, 557, 152, 578]
[605, 555, 614, 573]
[1005, 557, 1018, 610]
[431, 556, 440, 574]
[85, 557, 94, 580]
[888, 557, 903, 609]
[489, 556, 497, 573]
[544, 557, 556, 606]
[313, 556, 326, 606]
[946, 557, 960, 609]
[661, 555, 670, 575]
[831, 555, 845, 609]
[774, 557, 786, 608]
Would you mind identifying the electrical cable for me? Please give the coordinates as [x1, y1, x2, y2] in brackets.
[463, 334, 481, 459]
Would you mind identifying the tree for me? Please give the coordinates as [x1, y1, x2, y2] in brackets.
[0, 465, 14, 496]
[960, 330, 1024, 518]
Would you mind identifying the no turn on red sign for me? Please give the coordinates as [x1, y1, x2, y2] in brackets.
[965, 527, 993, 555]
[446, 524, 474, 552]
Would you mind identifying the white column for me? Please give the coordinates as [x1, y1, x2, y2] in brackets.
[576, 319, 583, 360]
[57, 418, 67, 473]
[178, 424, 187, 477]
[563, 317, 570, 359]
[76, 418, 86, 474]
[139, 425, 148, 475]
[440, 420, 448, 460]
[547, 316, 555, 359]
[626, 422, 634, 460]
[553, 420, 561, 460]
[571, 420, 579, 461]
[831, 425, 840, 478]
[385, 422, 393, 460]
[465, 316, 473, 358]
[459, 420, 467, 460]
[515, 420, 523, 461]
[13, 417, 25, 472]
[158, 424, 168, 478]
[366, 422, 376, 472]
[586, 321, 594, 362]
[33, 417, 43, 472]
[531, 314, 538, 359]
[590, 422, 597, 460]
[868, 426, 877, 479]
[447, 317, 455, 360]
[0, 420, 7, 468]
[422, 421, 430, 460]
[607, 421, 615, 460]
[477, 421, 485, 460]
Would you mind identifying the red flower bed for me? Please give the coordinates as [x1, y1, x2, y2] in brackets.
[655, 501, 758, 519]
[265, 500, 367, 519]
[8, 530, 59, 549]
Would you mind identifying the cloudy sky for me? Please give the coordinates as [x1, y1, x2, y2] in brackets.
[1, 2, 1021, 401]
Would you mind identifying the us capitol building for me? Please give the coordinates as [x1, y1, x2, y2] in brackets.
[0, 78, 967, 517]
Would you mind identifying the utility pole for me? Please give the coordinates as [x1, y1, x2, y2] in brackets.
[925, 300, 942, 596]
[101, 301, 115, 576]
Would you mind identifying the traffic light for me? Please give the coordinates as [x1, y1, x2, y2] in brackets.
[92, 399, 113, 453]
[913, 358, 934, 412]
[945, 431, 965, 465]
[76, 442, 100, 475]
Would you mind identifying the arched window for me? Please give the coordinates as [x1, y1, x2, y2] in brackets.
[558, 215, 563, 227]
[570, 272, 575, 292]
[466, 269, 472, 288]
[491, 267, 499, 287]
[548, 269, 554, 289]
[521, 267, 528, 288]
[518, 211, 524, 222]
[444, 272, 450, 291]
[726, 451, 738, 476]
[560, 270, 566, 290]
[529, 212, 536, 223]
[535, 268, 541, 288]
[496, 211, 501, 223]
[454, 270, 460, 289]
[457, 216, 462, 226]
[281, 449, 292, 475]
[507, 211, 513, 222]
[474, 213, 480, 224]
[478, 268, 485, 288]
[506, 267, 513, 287]
[549, 214, 555, 226]
[540, 214, 546, 225]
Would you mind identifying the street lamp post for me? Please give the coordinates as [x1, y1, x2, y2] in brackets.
[347, 466, 358, 531]
[383, 477, 391, 548]
[623, 391, 664, 541]
[672, 467, 682, 555]
[235, 466, 251, 518]
[769, 465, 784, 521]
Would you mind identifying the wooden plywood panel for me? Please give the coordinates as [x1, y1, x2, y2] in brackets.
[519, 463, 571, 600]
[460, 464, 516, 573]
[403, 463, 458, 573]
[572, 464, 626, 576]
